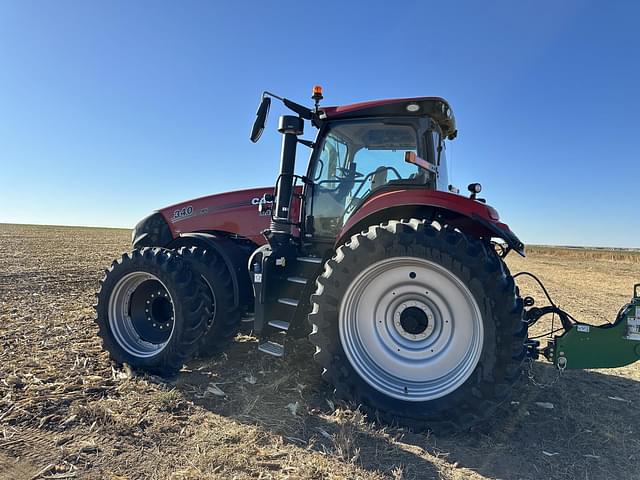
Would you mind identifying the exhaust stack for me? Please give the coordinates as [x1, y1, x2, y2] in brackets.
[270, 115, 304, 237]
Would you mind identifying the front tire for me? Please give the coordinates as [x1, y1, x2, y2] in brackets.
[177, 246, 241, 355]
[95, 248, 210, 376]
[308, 219, 526, 431]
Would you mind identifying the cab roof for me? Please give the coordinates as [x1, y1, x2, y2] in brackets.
[320, 97, 457, 140]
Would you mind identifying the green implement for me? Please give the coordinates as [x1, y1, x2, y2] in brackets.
[550, 284, 640, 370]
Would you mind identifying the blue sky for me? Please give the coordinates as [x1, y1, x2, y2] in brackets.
[1, 1, 638, 247]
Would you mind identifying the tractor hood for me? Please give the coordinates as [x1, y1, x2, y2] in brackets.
[133, 187, 282, 248]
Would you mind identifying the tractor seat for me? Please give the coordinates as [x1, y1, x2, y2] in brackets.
[370, 166, 388, 191]
[387, 170, 429, 186]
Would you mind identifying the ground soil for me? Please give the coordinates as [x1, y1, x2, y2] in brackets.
[0, 223, 638, 480]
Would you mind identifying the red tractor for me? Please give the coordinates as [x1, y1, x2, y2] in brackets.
[95, 87, 640, 430]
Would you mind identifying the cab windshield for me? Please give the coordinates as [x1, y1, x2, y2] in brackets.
[309, 120, 436, 237]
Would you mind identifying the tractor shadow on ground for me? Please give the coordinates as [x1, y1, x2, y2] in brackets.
[175, 337, 640, 480]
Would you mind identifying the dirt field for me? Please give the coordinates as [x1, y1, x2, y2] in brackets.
[1, 223, 638, 480]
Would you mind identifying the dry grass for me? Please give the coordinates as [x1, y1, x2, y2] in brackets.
[0, 223, 639, 479]
[526, 244, 640, 263]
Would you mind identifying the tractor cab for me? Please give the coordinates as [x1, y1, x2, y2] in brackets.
[307, 114, 446, 239]
[250, 90, 458, 244]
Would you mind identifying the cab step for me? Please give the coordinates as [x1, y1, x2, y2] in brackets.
[258, 341, 284, 357]
[278, 298, 299, 307]
[268, 320, 290, 331]
[287, 276, 307, 285]
[297, 256, 323, 264]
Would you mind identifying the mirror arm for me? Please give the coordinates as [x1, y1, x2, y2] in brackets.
[263, 90, 283, 101]
[283, 98, 313, 120]
[298, 139, 315, 148]
[262, 91, 313, 120]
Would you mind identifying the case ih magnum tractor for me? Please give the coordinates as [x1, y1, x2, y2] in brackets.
[95, 88, 640, 430]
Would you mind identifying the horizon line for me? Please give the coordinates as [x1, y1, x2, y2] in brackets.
[1, 222, 638, 251]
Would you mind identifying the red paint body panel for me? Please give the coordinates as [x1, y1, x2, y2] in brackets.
[158, 186, 515, 249]
[337, 189, 514, 245]
[158, 187, 302, 246]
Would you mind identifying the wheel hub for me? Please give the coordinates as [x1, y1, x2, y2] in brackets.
[395, 302, 434, 340]
[129, 282, 174, 344]
[147, 292, 174, 331]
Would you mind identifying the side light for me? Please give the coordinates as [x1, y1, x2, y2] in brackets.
[467, 183, 482, 194]
[406, 103, 420, 112]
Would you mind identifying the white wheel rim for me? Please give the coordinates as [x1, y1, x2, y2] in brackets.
[339, 257, 484, 401]
[108, 272, 175, 357]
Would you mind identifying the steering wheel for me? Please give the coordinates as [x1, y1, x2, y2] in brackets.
[337, 166, 364, 178]
[343, 166, 403, 215]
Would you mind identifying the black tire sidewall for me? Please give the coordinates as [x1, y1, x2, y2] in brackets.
[178, 247, 240, 353]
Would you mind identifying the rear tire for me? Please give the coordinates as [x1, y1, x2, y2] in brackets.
[177, 246, 241, 355]
[308, 219, 526, 431]
[95, 247, 210, 376]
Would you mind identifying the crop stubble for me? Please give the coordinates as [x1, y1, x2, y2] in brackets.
[0, 224, 638, 480]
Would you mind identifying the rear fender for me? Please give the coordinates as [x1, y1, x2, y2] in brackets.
[169, 233, 254, 310]
[335, 190, 525, 256]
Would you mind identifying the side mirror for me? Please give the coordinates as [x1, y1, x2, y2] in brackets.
[250, 96, 271, 143]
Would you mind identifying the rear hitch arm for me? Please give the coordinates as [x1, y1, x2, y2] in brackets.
[521, 282, 640, 370]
